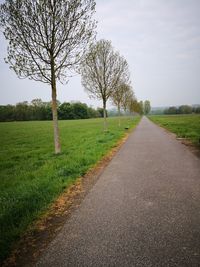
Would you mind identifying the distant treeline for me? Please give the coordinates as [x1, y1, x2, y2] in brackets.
[150, 105, 200, 115]
[0, 99, 105, 122]
[164, 105, 200, 115]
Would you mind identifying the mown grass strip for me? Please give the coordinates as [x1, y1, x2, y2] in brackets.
[0, 116, 140, 262]
[149, 114, 200, 147]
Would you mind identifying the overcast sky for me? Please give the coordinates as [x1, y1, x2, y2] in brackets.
[0, 0, 200, 108]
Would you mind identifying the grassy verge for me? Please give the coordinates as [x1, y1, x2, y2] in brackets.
[149, 115, 200, 147]
[0, 116, 140, 262]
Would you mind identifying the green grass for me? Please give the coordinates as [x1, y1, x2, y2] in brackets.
[149, 114, 200, 147]
[0, 116, 140, 262]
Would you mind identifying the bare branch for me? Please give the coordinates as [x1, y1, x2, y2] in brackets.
[80, 39, 130, 130]
[0, 0, 97, 84]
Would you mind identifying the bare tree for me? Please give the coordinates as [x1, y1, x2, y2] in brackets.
[80, 39, 129, 131]
[112, 82, 132, 127]
[139, 101, 144, 115]
[129, 99, 140, 115]
[144, 100, 151, 115]
[0, 0, 96, 153]
[121, 84, 135, 113]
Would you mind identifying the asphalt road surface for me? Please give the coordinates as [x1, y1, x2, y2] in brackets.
[36, 117, 200, 267]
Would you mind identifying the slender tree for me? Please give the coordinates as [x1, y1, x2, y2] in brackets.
[0, 0, 96, 153]
[80, 39, 129, 131]
[139, 101, 144, 115]
[121, 84, 134, 113]
[112, 82, 132, 126]
[144, 100, 151, 115]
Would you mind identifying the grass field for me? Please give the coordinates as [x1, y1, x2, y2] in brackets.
[0, 116, 140, 262]
[149, 115, 200, 147]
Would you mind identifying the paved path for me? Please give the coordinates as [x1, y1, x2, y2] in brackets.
[36, 117, 200, 267]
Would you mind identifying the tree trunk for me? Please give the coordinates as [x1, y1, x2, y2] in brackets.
[118, 105, 121, 127]
[103, 100, 107, 132]
[51, 70, 61, 154]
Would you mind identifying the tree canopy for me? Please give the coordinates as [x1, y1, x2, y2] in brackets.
[0, 100, 102, 122]
[0, 0, 96, 83]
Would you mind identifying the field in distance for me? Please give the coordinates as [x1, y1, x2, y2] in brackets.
[0, 116, 140, 262]
[149, 114, 200, 148]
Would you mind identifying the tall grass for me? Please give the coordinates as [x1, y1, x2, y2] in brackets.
[0, 116, 140, 262]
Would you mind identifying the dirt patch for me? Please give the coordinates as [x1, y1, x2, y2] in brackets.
[3, 133, 130, 267]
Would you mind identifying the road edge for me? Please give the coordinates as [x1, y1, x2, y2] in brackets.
[3, 118, 141, 267]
